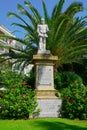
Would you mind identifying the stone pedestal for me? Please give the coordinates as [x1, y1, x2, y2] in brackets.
[32, 54, 58, 99]
[32, 54, 62, 118]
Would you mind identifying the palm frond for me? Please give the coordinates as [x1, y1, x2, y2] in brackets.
[17, 4, 38, 28]
[42, 0, 50, 23]
[24, 1, 41, 22]
[65, 2, 83, 18]
[0, 34, 26, 45]
[51, 0, 65, 19]
[8, 12, 30, 27]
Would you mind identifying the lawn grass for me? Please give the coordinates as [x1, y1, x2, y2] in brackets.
[0, 118, 87, 130]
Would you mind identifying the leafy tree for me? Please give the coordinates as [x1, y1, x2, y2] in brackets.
[0, 0, 87, 69]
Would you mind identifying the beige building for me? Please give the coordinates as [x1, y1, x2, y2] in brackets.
[0, 24, 14, 54]
[0, 24, 33, 75]
[0, 24, 22, 67]
[0, 24, 23, 54]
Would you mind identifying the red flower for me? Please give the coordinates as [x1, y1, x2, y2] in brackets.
[67, 97, 73, 103]
[0, 91, 2, 95]
[70, 99, 73, 103]
[13, 85, 16, 88]
[64, 95, 67, 99]
[22, 81, 27, 85]
[67, 97, 70, 101]
[22, 93, 26, 97]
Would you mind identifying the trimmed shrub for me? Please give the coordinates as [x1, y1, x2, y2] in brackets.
[55, 71, 87, 120]
[0, 67, 39, 119]
[61, 81, 87, 120]
[0, 88, 38, 119]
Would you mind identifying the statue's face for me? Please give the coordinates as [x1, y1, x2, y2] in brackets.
[41, 18, 45, 24]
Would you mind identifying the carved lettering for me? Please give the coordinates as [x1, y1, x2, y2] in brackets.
[37, 65, 53, 86]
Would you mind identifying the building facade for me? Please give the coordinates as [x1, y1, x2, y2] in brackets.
[0, 24, 23, 54]
[0, 24, 33, 75]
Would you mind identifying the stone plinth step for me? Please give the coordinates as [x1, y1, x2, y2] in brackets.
[36, 98, 62, 118]
[36, 90, 57, 99]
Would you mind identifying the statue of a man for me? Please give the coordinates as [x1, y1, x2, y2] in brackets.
[37, 18, 49, 53]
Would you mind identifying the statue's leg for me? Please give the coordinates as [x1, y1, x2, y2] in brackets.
[39, 37, 43, 51]
[40, 37, 42, 43]
[43, 38, 46, 51]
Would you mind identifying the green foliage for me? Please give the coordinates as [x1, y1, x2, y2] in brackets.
[73, 61, 87, 85]
[0, 65, 23, 89]
[0, 66, 39, 119]
[24, 68, 35, 90]
[61, 79, 87, 120]
[54, 71, 82, 90]
[54, 72, 62, 90]
[0, 88, 38, 119]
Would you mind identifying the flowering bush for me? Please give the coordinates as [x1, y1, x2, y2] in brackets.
[54, 72, 83, 98]
[0, 66, 39, 119]
[61, 80, 87, 120]
[0, 85, 39, 119]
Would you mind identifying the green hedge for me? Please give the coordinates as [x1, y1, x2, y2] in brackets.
[61, 77, 87, 120]
[0, 67, 39, 119]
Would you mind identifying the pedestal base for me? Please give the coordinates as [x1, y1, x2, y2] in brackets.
[36, 98, 62, 118]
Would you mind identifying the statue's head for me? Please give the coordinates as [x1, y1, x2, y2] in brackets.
[41, 18, 45, 24]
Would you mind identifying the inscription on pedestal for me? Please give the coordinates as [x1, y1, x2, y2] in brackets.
[37, 65, 53, 86]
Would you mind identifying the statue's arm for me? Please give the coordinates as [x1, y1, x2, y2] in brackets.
[37, 25, 40, 34]
[46, 25, 49, 33]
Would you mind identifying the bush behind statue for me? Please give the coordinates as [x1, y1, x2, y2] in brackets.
[54, 71, 83, 90]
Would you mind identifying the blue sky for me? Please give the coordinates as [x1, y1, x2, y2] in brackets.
[0, 0, 87, 38]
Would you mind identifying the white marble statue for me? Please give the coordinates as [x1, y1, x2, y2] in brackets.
[37, 18, 50, 54]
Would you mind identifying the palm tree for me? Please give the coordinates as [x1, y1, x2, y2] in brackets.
[0, 0, 87, 69]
